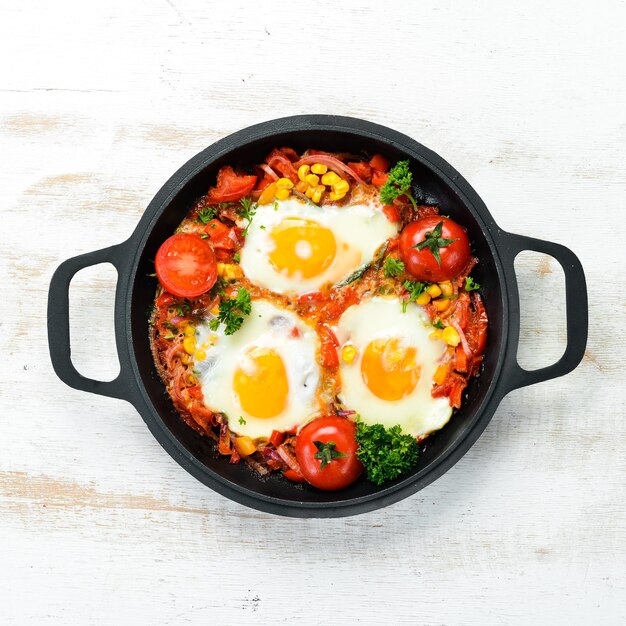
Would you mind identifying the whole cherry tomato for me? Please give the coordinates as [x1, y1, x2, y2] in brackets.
[399, 216, 471, 282]
[295, 416, 363, 490]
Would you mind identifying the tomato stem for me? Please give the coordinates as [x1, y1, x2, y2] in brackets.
[313, 440, 347, 469]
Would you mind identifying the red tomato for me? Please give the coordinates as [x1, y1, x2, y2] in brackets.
[371, 170, 388, 187]
[347, 161, 372, 183]
[295, 416, 363, 490]
[204, 219, 238, 250]
[155, 233, 218, 298]
[207, 166, 257, 203]
[382, 204, 401, 223]
[283, 469, 306, 483]
[369, 153, 390, 172]
[399, 216, 471, 282]
[318, 324, 339, 369]
[156, 292, 175, 308]
[269, 430, 285, 447]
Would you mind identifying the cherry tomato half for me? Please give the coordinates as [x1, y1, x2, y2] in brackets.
[207, 166, 257, 203]
[399, 216, 471, 282]
[155, 233, 217, 298]
[295, 416, 363, 491]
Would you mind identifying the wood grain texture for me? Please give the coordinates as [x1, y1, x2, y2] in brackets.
[1, 1, 625, 624]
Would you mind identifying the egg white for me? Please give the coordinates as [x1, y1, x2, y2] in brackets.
[334, 297, 453, 438]
[239, 197, 398, 294]
[193, 300, 321, 438]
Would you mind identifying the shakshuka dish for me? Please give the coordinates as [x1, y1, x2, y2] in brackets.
[150, 148, 488, 490]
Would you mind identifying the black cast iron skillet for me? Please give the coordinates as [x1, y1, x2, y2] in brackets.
[47, 115, 588, 517]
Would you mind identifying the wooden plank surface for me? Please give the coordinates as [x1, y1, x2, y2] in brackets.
[1, 1, 625, 624]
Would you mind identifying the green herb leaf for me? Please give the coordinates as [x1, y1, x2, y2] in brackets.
[413, 221, 457, 266]
[273, 201, 279, 211]
[238, 197, 257, 237]
[402, 280, 428, 313]
[200, 233, 209, 239]
[355, 420, 419, 485]
[465, 276, 480, 291]
[209, 276, 226, 299]
[163, 333, 175, 340]
[432, 319, 444, 329]
[238, 416, 247, 425]
[313, 440, 347, 470]
[210, 287, 252, 335]
[175, 302, 191, 317]
[379, 160, 417, 209]
[383, 256, 405, 278]
[233, 252, 240, 263]
[196, 206, 217, 224]
[146, 272, 157, 277]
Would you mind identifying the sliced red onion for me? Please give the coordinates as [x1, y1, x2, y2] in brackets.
[451, 319, 472, 356]
[259, 163, 279, 180]
[336, 409, 356, 417]
[262, 447, 282, 463]
[276, 445, 301, 473]
[295, 154, 367, 185]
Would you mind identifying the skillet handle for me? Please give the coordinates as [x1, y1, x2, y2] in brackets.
[499, 232, 588, 393]
[47, 243, 135, 403]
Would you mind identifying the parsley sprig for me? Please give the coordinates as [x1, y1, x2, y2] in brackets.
[402, 280, 428, 313]
[196, 206, 217, 224]
[412, 221, 457, 266]
[355, 420, 420, 485]
[465, 276, 480, 291]
[209, 287, 252, 335]
[237, 197, 257, 237]
[383, 256, 405, 278]
[379, 160, 417, 209]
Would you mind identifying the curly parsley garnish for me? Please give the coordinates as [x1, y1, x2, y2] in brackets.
[209, 287, 252, 335]
[383, 256, 405, 278]
[402, 280, 428, 313]
[237, 197, 257, 237]
[379, 160, 417, 209]
[355, 420, 420, 486]
[465, 276, 480, 291]
[196, 206, 217, 224]
[412, 221, 457, 266]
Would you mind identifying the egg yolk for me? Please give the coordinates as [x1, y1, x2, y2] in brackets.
[233, 347, 289, 418]
[269, 218, 337, 278]
[361, 337, 421, 401]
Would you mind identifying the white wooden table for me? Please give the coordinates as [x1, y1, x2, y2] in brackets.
[2, 1, 625, 624]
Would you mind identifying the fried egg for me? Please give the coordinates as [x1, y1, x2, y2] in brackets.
[335, 297, 453, 438]
[193, 300, 321, 438]
[239, 197, 398, 293]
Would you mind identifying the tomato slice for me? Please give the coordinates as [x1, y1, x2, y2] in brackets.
[204, 219, 239, 250]
[155, 233, 217, 298]
[207, 166, 257, 203]
[347, 161, 372, 183]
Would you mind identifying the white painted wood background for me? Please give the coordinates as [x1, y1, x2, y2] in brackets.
[1, 1, 625, 624]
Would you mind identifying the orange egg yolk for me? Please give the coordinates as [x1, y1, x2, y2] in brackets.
[360, 337, 421, 401]
[269, 218, 336, 278]
[233, 347, 289, 418]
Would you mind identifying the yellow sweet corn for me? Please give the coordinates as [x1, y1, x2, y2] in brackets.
[194, 349, 206, 361]
[429, 329, 443, 340]
[305, 185, 316, 199]
[297, 164, 310, 181]
[311, 185, 325, 204]
[234, 436, 256, 457]
[427, 284, 442, 298]
[275, 188, 291, 200]
[321, 171, 341, 186]
[183, 336, 196, 355]
[305, 173, 320, 187]
[329, 191, 346, 202]
[433, 298, 450, 312]
[258, 182, 277, 205]
[296, 180, 308, 193]
[341, 345, 358, 364]
[183, 325, 195, 337]
[217, 263, 243, 280]
[276, 177, 294, 190]
[442, 326, 461, 347]
[439, 281, 453, 297]
[416, 292, 431, 306]
[311, 163, 328, 175]
[181, 353, 191, 365]
[332, 179, 350, 195]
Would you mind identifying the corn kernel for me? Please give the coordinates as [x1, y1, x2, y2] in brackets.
[298, 164, 310, 181]
[311, 185, 325, 204]
[311, 163, 328, 175]
[194, 349, 207, 361]
[434, 364, 449, 385]
[184, 325, 195, 336]
[275, 187, 291, 200]
[329, 191, 346, 202]
[439, 281, 453, 297]
[416, 292, 431, 306]
[276, 177, 294, 190]
[210, 304, 219, 315]
[433, 298, 450, 312]
[429, 329, 443, 340]
[442, 326, 461, 347]
[341, 345, 358, 364]
[234, 436, 256, 457]
[258, 182, 277, 205]
[305, 173, 320, 187]
[305, 184, 315, 199]
[296, 180, 308, 193]
[217, 263, 243, 280]
[332, 180, 350, 195]
[181, 353, 191, 365]
[427, 284, 442, 298]
[321, 171, 341, 186]
[183, 336, 196, 355]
